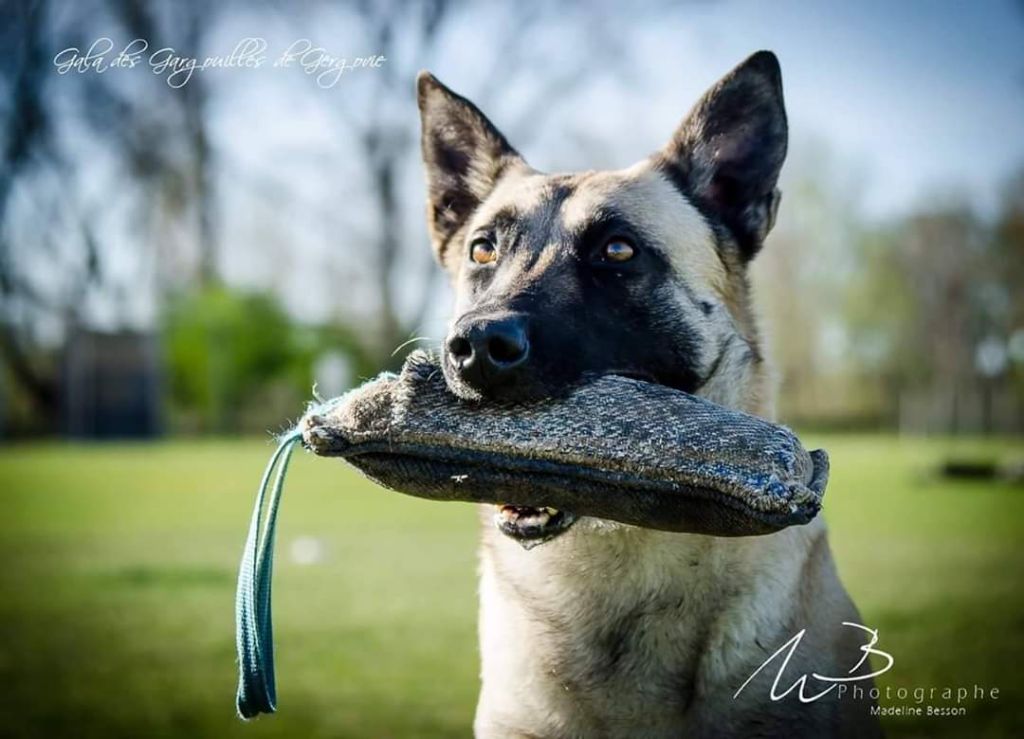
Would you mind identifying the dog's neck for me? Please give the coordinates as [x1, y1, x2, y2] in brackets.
[477, 505, 814, 731]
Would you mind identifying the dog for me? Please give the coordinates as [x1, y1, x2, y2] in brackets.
[416, 51, 882, 739]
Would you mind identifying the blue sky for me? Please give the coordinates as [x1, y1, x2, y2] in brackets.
[630, 0, 1024, 218]
[214, 0, 1024, 223]
[403, 0, 1024, 220]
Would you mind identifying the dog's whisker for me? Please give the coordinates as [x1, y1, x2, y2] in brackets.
[390, 335, 438, 358]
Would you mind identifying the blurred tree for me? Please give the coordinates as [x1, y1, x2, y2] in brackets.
[0, 0, 61, 424]
[164, 286, 316, 433]
[987, 171, 1024, 403]
[991, 173, 1024, 330]
[843, 189, 1024, 432]
[0, 0, 222, 432]
[759, 145, 1024, 432]
[99, 0, 221, 287]
[753, 139, 866, 423]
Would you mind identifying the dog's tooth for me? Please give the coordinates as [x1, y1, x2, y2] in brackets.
[525, 510, 551, 526]
[544, 507, 559, 515]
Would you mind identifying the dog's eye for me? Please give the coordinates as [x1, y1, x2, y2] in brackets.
[470, 239, 497, 265]
[601, 239, 635, 263]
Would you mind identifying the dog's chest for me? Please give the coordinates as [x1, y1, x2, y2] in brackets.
[476, 523, 753, 735]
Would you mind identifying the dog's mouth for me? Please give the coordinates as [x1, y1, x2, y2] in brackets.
[487, 371, 657, 550]
[494, 504, 577, 549]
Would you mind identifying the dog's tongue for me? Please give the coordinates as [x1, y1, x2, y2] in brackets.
[302, 350, 827, 537]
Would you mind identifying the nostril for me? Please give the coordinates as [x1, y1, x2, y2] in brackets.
[448, 315, 530, 389]
[487, 333, 528, 365]
[447, 336, 473, 363]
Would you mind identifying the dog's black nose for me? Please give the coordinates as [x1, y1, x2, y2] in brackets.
[446, 314, 530, 393]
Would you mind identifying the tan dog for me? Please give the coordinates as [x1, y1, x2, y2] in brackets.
[417, 51, 882, 739]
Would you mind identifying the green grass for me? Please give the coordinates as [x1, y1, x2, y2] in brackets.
[0, 434, 1021, 738]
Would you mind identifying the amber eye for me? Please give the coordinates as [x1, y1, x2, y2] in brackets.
[602, 239, 635, 262]
[470, 239, 497, 265]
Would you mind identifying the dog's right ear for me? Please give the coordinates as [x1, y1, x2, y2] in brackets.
[418, 72, 525, 264]
[654, 51, 788, 262]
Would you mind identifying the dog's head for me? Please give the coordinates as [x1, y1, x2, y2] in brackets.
[418, 52, 787, 544]
[418, 51, 786, 415]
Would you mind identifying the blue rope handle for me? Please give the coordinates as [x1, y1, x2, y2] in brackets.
[235, 428, 303, 719]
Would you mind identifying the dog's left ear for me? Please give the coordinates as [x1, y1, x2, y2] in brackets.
[417, 72, 526, 264]
[654, 51, 788, 261]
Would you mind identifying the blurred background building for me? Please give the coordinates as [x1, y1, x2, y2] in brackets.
[0, 0, 1022, 438]
[61, 328, 161, 437]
